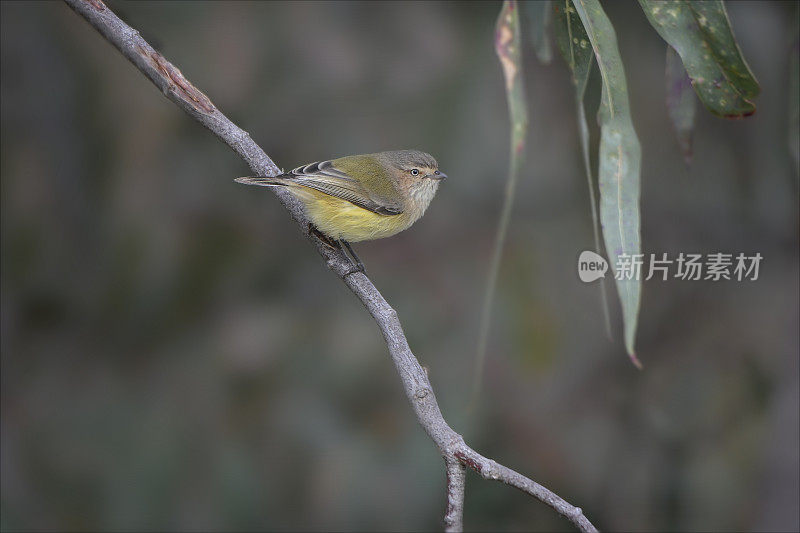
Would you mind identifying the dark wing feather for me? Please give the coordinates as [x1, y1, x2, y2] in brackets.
[284, 161, 403, 216]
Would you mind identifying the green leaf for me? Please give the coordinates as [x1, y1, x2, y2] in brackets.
[553, 0, 612, 340]
[474, 0, 530, 400]
[553, 0, 592, 94]
[572, 0, 642, 367]
[525, 0, 553, 64]
[639, 0, 760, 118]
[687, 0, 759, 99]
[666, 45, 697, 165]
[495, 0, 529, 158]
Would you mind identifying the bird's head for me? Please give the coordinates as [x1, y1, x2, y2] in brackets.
[379, 149, 447, 186]
[374, 150, 446, 211]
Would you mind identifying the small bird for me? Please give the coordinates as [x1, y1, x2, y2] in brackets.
[236, 150, 446, 272]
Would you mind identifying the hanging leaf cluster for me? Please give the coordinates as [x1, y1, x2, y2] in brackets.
[481, 0, 759, 371]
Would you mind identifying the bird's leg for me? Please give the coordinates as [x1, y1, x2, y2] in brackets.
[308, 223, 338, 249]
[340, 240, 366, 274]
[307, 224, 365, 275]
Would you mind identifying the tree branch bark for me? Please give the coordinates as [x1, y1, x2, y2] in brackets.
[62, 1, 599, 531]
[444, 457, 466, 532]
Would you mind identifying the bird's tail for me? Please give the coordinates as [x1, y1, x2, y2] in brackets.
[234, 176, 291, 187]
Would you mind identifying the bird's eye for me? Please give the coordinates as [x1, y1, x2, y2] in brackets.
[410, 168, 419, 176]
[434, 170, 440, 175]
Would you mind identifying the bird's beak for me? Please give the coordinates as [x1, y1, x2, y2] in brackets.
[428, 171, 447, 181]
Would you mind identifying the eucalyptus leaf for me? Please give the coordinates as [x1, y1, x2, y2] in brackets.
[572, 0, 642, 366]
[525, 0, 553, 64]
[553, 0, 592, 94]
[666, 45, 697, 165]
[687, 0, 760, 99]
[553, 0, 612, 339]
[475, 0, 530, 399]
[639, 0, 759, 118]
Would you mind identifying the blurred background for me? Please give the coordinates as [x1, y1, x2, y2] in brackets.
[1, 1, 798, 531]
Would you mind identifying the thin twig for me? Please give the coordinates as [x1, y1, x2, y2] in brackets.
[62, 1, 599, 531]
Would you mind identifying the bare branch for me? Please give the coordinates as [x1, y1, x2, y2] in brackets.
[454, 448, 598, 532]
[444, 458, 466, 532]
[62, 1, 599, 531]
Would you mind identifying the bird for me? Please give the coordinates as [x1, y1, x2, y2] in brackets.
[235, 150, 446, 273]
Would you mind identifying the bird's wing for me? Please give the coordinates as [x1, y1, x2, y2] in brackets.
[284, 160, 404, 216]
